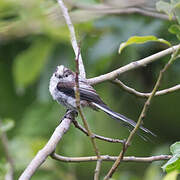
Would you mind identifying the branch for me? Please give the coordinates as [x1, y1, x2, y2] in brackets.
[101, 7, 175, 21]
[74, 49, 101, 180]
[94, 159, 102, 180]
[0, 119, 14, 180]
[57, 0, 86, 78]
[88, 44, 180, 85]
[72, 120, 124, 143]
[71, 2, 175, 21]
[104, 46, 180, 180]
[19, 111, 76, 180]
[113, 79, 180, 98]
[51, 153, 172, 163]
[67, 0, 176, 21]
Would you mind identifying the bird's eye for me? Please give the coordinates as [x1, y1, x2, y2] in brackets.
[64, 74, 68, 77]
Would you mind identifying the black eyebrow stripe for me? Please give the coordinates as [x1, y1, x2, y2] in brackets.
[63, 69, 73, 75]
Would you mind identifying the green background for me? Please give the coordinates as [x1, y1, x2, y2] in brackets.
[0, 0, 180, 179]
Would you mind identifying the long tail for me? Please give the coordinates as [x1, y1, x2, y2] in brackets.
[92, 102, 155, 136]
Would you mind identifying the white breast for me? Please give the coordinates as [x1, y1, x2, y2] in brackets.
[49, 75, 76, 110]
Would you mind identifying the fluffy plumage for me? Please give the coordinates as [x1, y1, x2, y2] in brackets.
[49, 65, 155, 137]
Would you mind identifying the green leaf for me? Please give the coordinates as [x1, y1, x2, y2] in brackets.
[169, 24, 180, 40]
[118, 36, 171, 54]
[156, 1, 174, 19]
[0, 119, 14, 134]
[163, 170, 179, 180]
[13, 38, 54, 88]
[162, 142, 180, 172]
[171, 142, 180, 155]
[162, 155, 180, 172]
[156, 0, 180, 24]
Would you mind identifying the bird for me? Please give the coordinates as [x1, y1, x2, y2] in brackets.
[49, 65, 155, 137]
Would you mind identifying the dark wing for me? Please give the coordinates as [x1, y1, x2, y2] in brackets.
[57, 81, 105, 104]
[79, 86, 105, 104]
[57, 81, 75, 97]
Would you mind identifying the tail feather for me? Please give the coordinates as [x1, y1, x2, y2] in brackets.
[92, 102, 155, 137]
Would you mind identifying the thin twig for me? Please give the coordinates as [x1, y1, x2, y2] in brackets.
[19, 110, 76, 180]
[94, 159, 102, 180]
[72, 120, 124, 143]
[51, 153, 172, 163]
[104, 46, 180, 180]
[75, 51, 100, 158]
[57, 0, 86, 78]
[88, 44, 180, 85]
[0, 119, 14, 180]
[112, 79, 180, 98]
[71, 2, 175, 21]
[102, 7, 175, 21]
[75, 50, 101, 180]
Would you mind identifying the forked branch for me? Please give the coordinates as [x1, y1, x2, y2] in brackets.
[113, 79, 180, 98]
[104, 47, 180, 180]
[88, 44, 180, 85]
[72, 120, 124, 143]
[74, 48, 101, 180]
[19, 111, 76, 180]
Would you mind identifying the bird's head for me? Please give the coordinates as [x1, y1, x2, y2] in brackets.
[53, 65, 75, 82]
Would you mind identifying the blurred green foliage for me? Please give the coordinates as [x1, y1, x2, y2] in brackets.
[0, 0, 180, 180]
[157, 0, 180, 40]
[163, 170, 179, 180]
[162, 142, 180, 173]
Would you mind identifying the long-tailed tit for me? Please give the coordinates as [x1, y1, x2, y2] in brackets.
[49, 65, 154, 136]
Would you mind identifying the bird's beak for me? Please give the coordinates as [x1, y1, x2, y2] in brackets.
[55, 73, 62, 79]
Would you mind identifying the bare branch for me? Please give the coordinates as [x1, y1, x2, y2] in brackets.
[75, 50, 100, 159]
[72, 120, 124, 143]
[94, 159, 102, 180]
[100, 7, 175, 21]
[88, 44, 180, 85]
[57, 0, 86, 78]
[75, 48, 101, 180]
[104, 46, 180, 180]
[0, 119, 14, 180]
[19, 111, 76, 180]
[51, 153, 172, 163]
[113, 79, 180, 98]
[71, 2, 175, 21]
